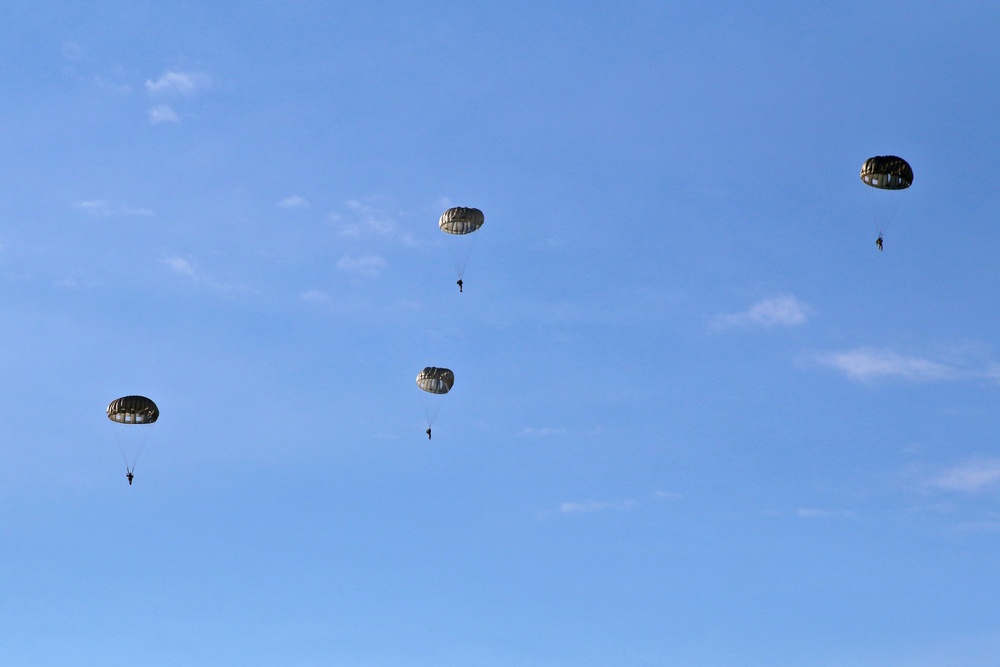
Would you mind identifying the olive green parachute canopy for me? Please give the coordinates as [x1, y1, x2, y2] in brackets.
[860, 156, 913, 190]
[439, 207, 484, 235]
[107, 395, 159, 424]
[416, 367, 455, 395]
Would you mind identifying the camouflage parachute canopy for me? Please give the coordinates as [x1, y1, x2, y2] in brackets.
[107, 395, 159, 424]
[860, 156, 913, 190]
[416, 367, 455, 395]
[438, 207, 484, 235]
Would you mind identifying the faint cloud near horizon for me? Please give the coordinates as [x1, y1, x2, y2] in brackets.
[713, 295, 810, 331]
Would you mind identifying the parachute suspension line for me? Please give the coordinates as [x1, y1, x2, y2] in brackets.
[866, 188, 904, 236]
[421, 392, 447, 427]
[114, 426, 151, 474]
[454, 229, 480, 280]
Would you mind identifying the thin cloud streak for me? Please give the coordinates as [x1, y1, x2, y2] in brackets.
[145, 71, 210, 96]
[299, 289, 333, 303]
[163, 255, 197, 277]
[557, 499, 637, 514]
[519, 427, 567, 437]
[331, 200, 417, 245]
[162, 255, 256, 296]
[72, 200, 153, 217]
[149, 104, 180, 124]
[713, 295, 810, 330]
[278, 195, 310, 210]
[929, 459, 1000, 493]
[335, 200, 397, 239]
[796, 507, 854, 519]
[818, 348, 965, 383]
[337, 254, 386, 277]
[539, 491, 678, 518]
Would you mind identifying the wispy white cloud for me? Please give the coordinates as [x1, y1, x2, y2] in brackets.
[713, 295, 810, 330]
[73, 200, 111, 215]
[145, 71, 210, 96]
[796, 507, 855, 519]
[929, 459, 1000, 493]
[540, 491, 676, 518]
[336, 200, 397, 238]
[299, 289, 333, 303]
[817, 348, 963, 383]
[952, 519, 1000, 532]
[72, 200, 153, 217]
[278, 195, 310, 210]
[94, 75, 132, 95]
[149, 103, 180, 124]
[336, 254, 386, 277]
[163, 255, 197, 277]
[519, 427, 567, 437]
[557, 499, 637, 515]
[162, 254, 255, 296]
[62, 42, 83, 62]
[330, 200, 417, 246]
[143, 71, 209, 124]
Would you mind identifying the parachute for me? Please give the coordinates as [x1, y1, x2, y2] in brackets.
[107, 395, 158, 477]
[860, 156, 912, 241]
[107, 396, 159, 424]
[416, 367, 455, 394]
[416, 367, 454, 433]
[438, 207, 484, 235]
[439, 207, 484, 284]
[860, 156, 913, 190]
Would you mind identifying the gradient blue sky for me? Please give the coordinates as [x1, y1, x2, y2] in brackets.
[3, 2, 1000, 665]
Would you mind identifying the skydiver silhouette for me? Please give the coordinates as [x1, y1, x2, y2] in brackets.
[876, 234, 883, 251]
[456, 279, 463, 293]
[126, 470, 134, 485]
[426, 427, 432, 440]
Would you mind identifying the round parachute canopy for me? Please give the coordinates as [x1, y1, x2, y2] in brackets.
[107, 395, 159, 425]
[860, 156, 913, 190]
[416, 367, 455, 395]
[439, 207, 484, 236]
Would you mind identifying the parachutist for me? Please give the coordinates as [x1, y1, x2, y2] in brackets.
[876, 235, 883, 251]
[126, 470, 134, 485]
[457, 279, 463, 292]
[426, 427, 432, 440]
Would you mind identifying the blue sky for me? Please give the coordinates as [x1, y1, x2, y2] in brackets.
[2, 2, 1000, 665]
